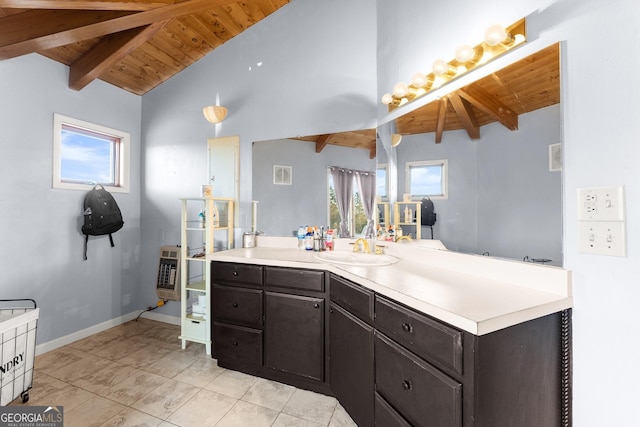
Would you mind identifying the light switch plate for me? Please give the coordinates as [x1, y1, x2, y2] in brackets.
[578, 221, 626, 257]
[577, 186, 625, 221]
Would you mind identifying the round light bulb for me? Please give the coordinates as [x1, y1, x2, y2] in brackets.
[392, 81, 409, 98]
[455, 45, 474, 63]
[485, 24, 508, 46]
[432, 59, 449, 76]
[411, 72, 427, 88]
[381, 93, 393, 105]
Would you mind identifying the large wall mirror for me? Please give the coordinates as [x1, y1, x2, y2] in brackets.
[378, 42, 563, 265]
[251, 42, 562, 266]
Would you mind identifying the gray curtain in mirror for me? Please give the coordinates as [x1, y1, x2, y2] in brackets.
[355, 171, 375, 238]
[330, 168, 353, 238]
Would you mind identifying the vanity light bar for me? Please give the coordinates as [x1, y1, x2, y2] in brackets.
[382, 18, 526, 111]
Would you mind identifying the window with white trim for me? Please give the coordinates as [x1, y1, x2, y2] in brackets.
[53, 113, 130, 193]
[405, 160, 448, 199]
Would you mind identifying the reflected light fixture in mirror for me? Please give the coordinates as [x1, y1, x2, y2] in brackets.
[381, 18, 526, 111]
[203, 105, 228, 123]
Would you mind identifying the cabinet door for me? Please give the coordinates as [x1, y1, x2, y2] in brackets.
[264, 291, 324, 381]
[330, 303, 374, 427]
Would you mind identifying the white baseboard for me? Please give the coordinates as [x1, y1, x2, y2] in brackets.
[35, 311, 181, 355]
[137, 311, 181, 326]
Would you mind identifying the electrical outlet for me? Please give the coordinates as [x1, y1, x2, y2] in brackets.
[577, 186, 625, 221]
[578, 221, 626, 257]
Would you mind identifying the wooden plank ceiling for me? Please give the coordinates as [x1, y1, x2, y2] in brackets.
[0, 0, 291, 95]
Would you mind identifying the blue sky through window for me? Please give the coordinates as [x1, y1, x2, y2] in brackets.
[410, 164, 443, 196]
[60, 128, 114, 184]
[376, 167, 387, 199]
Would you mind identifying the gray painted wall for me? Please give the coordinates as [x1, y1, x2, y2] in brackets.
[252, 139, 375, 236]
[0, 54, 142, 345]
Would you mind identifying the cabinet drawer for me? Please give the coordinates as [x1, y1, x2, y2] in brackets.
[330, 274, 373, 322]
[211, 285, 263, 328]
[375, 333, 462, 427]
[183, 317, 206, 341]
[375, 296, 463, 374]
[211, 262, 263, 287]
[375, 392, 412, 427]
[213, 321, 263, 365]
[265, 266, 325, 292]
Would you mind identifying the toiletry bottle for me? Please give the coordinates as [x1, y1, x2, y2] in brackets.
[305, 226, 314, 250]
[325, 229, 334, 251]
[297, 226, 306, 249]
[198, 210, 206, 228]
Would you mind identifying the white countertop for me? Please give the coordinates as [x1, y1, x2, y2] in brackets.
[208, 237, 572, 335]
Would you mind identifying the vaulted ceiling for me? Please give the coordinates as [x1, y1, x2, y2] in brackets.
[0, 0, 291, 95]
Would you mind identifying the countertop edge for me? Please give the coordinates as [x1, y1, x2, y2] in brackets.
[208, 244, 572, 336]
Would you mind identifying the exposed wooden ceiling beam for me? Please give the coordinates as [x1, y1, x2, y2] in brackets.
[448, 91, 480, 140]
[0, 0, 172, 11]
[435, 97, 448, 144]
[458, 85, 518, 131]
[315, 134, 331, 153]
[0, 0, 234, 59]
[368, 144, 376, 159]
[69, 20, 168, 91]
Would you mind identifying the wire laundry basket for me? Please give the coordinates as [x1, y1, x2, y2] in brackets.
[0, 299, 38, 406]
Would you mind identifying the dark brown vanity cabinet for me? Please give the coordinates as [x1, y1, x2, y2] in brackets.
[329, 274, 375, 427]
[210, 262, 329, 393]
[211, 262, 568, 427]
[264, 266, 326, 382]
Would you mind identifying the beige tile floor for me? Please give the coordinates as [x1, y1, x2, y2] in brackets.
[10, 318, 357, 427]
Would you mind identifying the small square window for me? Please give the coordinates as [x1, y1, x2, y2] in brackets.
[406, 160, 448, 199]
[53, 114, 130, 193]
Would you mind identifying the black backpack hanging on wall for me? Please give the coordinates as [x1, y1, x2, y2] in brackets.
[421, 197, 437, 227]
[81, 184, 124, 260]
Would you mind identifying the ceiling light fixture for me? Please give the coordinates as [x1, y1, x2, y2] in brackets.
[381, 18, 526, 111]
[391, 133, 403, 147]
[202, 105, 228, 123]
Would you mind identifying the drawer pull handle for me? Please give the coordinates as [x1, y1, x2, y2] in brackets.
[314, 303, 320, 309]
[232, 303, 239, 308]
[402, 380, 413, 391]
[402, 322, 413, 333]
[232, 341, 238, 347]
[233, 271, 238, 276]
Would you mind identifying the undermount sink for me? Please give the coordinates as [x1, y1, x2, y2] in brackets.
[313, 251, 398, 266]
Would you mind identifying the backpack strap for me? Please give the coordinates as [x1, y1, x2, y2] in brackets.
[109, 233, 115, 248]
[84, 234, 89, 260]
